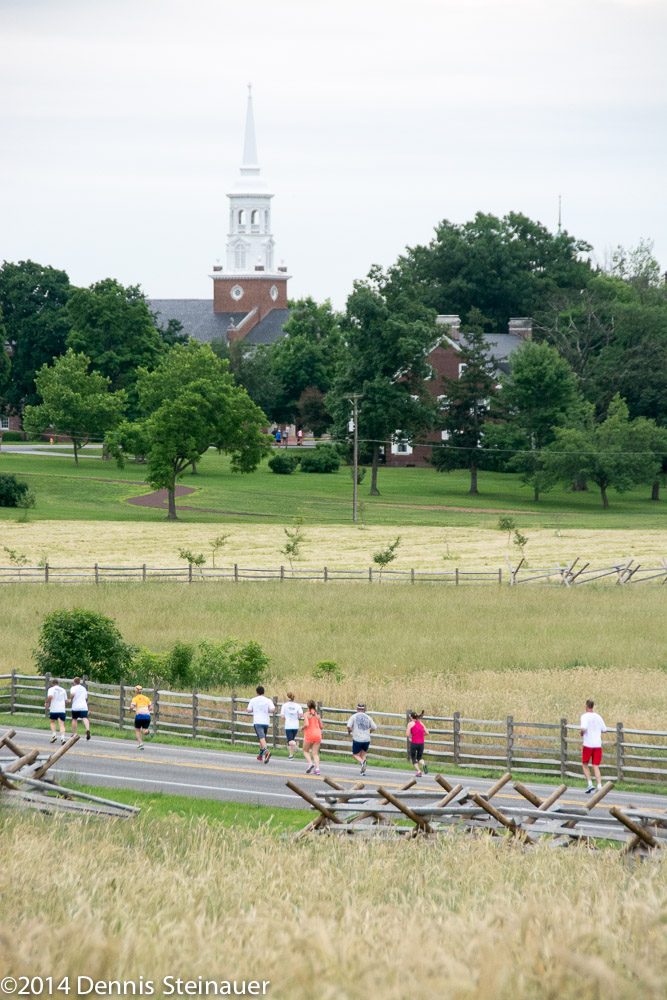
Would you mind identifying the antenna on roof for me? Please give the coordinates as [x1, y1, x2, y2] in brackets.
[557, 194, 562, 234]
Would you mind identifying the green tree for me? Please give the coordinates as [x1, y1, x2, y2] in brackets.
[328, 270, 438, 495]
[229, 342, 284, 418]
[23, 349, 126, 464]
[66, 279, 165, 418]
[270, 297, 344, 424]
[297, 386, 331, 437]
[500, 340, 579, 500]
[389, 212, 592, 329]
[431, 310, 499, 494]
[108, 342, 270, 520]
[543, 395, 664, 508]
[0, 260, 71, 411]
[34, 609, 134, 684]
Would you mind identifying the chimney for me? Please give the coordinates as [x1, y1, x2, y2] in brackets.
[508, 317, 532, 340]
[436, 315, 461, 341]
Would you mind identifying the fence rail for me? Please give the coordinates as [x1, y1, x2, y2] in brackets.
[0, 557, 666, 586]
[2, 671, 666, 784]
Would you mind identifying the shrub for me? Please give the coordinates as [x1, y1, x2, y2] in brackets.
[312, 659, 343, 682]
[34, 609, 134, 684]
[195, 638, 269, 689]
[0, 474, 32, 508]
[268, 452, 299, 475]
[300, 443, 341, 473]
[1, 431, 23, 442]
[164, 640, 196, 687]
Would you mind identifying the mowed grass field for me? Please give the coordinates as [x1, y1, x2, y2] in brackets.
[3, 810, 667, 1000]
[2, 583, 666, 728]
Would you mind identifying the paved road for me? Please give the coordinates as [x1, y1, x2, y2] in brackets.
[3, 725, 667, 818]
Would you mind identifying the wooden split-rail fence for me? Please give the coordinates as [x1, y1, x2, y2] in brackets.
[0, 556, 666, 586]
[288, 773, 667, 857]
[3, 671, 667, 785]
[0, 727, 139, 818]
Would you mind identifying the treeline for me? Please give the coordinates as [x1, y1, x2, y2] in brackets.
[2, 211, 666, 508]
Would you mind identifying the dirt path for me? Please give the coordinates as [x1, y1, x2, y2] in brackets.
[125, 484, 274, 517]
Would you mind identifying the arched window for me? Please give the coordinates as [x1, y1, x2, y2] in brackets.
[237, 210, 246, 229]
[251, 210, 258, 224]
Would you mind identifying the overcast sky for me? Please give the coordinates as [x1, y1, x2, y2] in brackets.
[1, 0, 666, 309]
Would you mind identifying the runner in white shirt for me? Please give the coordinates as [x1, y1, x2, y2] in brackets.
[70, 676, 91, 741]
[280, 693, 304, 759]
[45, 680, 68, 744]
[246, 685, 275, 763]
[580, 699, 607, 793]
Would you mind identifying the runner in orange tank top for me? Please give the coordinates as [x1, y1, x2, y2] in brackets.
[303, 700, 322, 776]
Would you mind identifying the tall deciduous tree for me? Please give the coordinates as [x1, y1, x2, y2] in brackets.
[0, 260, 71, 411]
[328, 269, 438, 495]
[543, 395, 665, 508]
[0, 307, 11, 399]
[66, 279, 164, 417]
[430, 309, 499, 495]
[500, 340, 579, 501]
[23, 349, 126, 464]
[108, 342, 270, 520]
[389, 212, 592, 329]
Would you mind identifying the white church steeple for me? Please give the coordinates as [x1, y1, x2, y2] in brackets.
[225, 85, 276, 274]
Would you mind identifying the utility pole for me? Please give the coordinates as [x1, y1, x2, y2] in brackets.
[348, 394, 363, 523]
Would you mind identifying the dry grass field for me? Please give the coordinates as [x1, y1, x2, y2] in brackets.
[2, 812, 667, 1000]
[2, 519, 667, 571]
[2, 583, 666, 728]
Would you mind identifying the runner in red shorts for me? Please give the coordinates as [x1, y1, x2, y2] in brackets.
[580, 699, 607, 794]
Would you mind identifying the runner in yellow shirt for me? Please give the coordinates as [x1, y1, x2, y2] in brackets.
[130, 686, 153, 749]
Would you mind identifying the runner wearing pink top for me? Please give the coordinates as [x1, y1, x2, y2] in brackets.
[406, 711, 430, 777]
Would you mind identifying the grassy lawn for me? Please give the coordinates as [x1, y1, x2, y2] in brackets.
[2, 448, 667, 528]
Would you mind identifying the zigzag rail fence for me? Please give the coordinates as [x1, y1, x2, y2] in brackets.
[0, 555, 666, 586]
[3, 671, 667, 785]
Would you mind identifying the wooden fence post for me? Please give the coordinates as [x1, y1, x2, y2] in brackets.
[94, 563, 99, 585]
[234, 563, 239, 583]
[560, 717, 568, 780]
[44, 672, 51, 717]
[280, 565, 285, 582]
[142, 564, 147, 582]
[188, 563, 193, 584]
[616, 721, 624, 781]
[368, 567, 373, 583]
[192, 689, 199, 738]
[455, 567, 459, 586]
[10, 669, 16, 714]
[498, 567, 502, 585]
[506, 715, 514, 771]
[44, 563, 49, 584]
[230, 693, 237, 744]
[153, 688, 160, 733]
[453, 712, 461, 767]
[405, 709, 411, 761]
[324, 566, 328, 583]
[119, 681, 125, 729]
[411, 568, 415, 584]
[272, 696, 279, 747]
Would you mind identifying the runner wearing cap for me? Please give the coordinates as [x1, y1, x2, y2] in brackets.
[130, 686, 153, 749]
[346, 703, 377, 775]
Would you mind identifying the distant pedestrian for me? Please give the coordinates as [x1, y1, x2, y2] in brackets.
[70, 676, 91, 741]
[297, 428, 303, 446]
[283, 428, 289, 447]
[130, 686, 153, 749]
[247, 685, 275, 763]
[303, 700, 322, 775]
[275, 429, 281, 446]
[581, 699, 607, 793]
[280, 692, 304, 759]
[406, 710, 430, 777]
[347, 703, 377, 775]
[46, 679, 68, 744]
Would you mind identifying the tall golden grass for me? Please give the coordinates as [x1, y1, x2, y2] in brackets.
[2, 583, 666, 728]
[2, 813, 666, 999]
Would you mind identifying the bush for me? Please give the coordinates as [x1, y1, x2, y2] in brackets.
[34, 609, 134, 684]
[300, 443, 341, 474]
[0, 474, 32, 507]
[268, 452, 300, 475]
[1, 431, 23, 442]
[195, 638, 269, 688]
[312, 659, 344, 681]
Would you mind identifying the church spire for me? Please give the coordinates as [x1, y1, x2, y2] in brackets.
[241, 83, 259, 173]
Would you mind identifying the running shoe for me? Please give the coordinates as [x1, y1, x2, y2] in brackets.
[423, 762, 428, 774]
[263, 750, 271, 764]
[306, 764, 314, 774]
[585, 785, 595, 794]
[138, 744, 145, 751]
[314, 769, 320, 775]
[50, 734, 57, 743]
[257, 753, 264, 761]
[86, 731, 91, 741]
[61, 737, 67, 744]
[416, 772, 423, 778]
[288, 755, 294, 760]
[360, 760, 367, 775]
